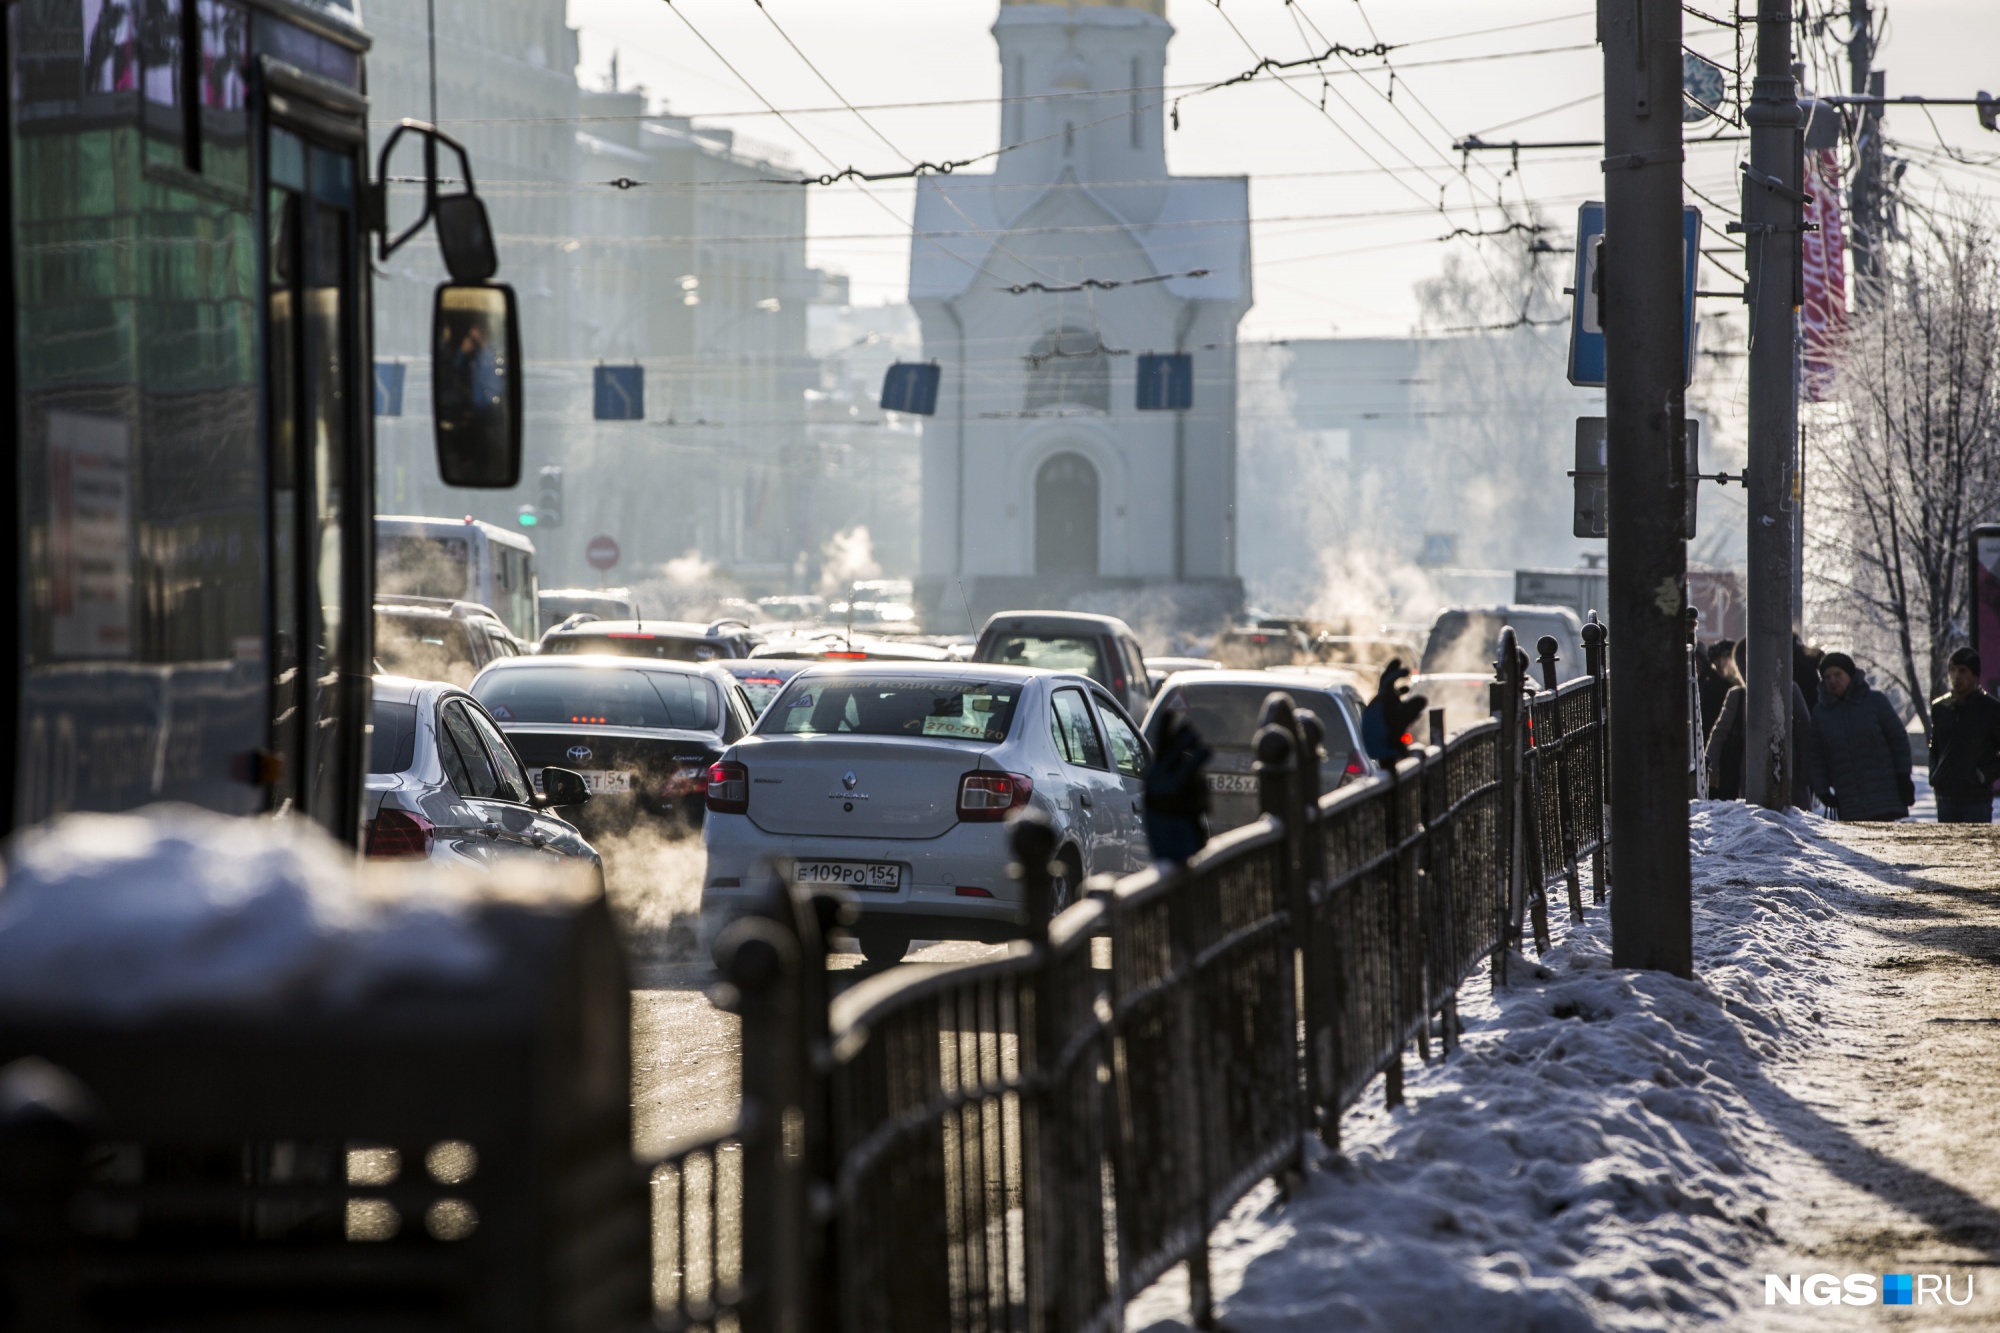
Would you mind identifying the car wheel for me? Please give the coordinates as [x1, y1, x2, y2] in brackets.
[1048, 850, 1082, 918]
[858, 930, 910, 966]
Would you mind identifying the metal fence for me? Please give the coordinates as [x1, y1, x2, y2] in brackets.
[666, 622, 1611, 1333]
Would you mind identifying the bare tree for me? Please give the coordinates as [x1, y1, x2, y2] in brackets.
[1806, 203, 2000, 733]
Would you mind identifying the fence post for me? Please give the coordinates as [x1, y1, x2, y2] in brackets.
[714, 885, 809, 1333]
[1537, 636, 1586, 925]
[1493, 627, 1521, 988]
[1685, 605, 1707, 800]
[1584, 617, 1610, 903]
[1254, 710, 1312, 1151]
[1011, 812, 1060, 944]
[1423, 707, 1458, 1054]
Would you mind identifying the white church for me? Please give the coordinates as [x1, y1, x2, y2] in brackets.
[910, 0, 1251, 625]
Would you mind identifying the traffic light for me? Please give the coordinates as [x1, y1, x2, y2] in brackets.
[536, 465, 563, 528]
[516, 505, 539, 528]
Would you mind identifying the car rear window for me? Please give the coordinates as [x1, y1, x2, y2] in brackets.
[546, 632, 721, 662]
[984, 634, 1107, 683]
[764, 679, 1021, 743]
[472, 667, 720, 730]
[732, 673, 793, 715]
[368, 700, 420, 774]
[1151, 684, 1357, 789]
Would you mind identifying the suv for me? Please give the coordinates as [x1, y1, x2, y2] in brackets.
[971, 610, 1152, 719]
[374, 596, 524, 687]
[1419, 605, 1586, 681]
[540, 618, 762, 663]
[537, 587, 634, 635]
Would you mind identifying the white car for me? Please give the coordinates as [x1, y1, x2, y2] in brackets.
[701, 663, 1151, 964]
[364, 676, 603, 879]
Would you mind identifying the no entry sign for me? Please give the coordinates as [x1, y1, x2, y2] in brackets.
[586, 535, 621, 571]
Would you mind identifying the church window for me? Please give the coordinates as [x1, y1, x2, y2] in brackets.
[1025, 329, 1110, 413]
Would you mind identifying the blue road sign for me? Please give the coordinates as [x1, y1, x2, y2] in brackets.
[880, 362, 941, 415]
[373, 360, 406, 416]
[1135, 353, 1193, 410]
[594, 364, 645, 420]
[1569, 202, 1701, 390]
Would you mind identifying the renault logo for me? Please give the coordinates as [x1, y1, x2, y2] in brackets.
[842, 771, 858, 790]
[567, 746, 593, 762]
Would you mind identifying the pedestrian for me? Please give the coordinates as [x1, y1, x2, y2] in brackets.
[1359, 658, 1429, 765]
[1794, 637, 1822, 712]
[1705, 638, 1813, 806]
[1143, 707, 1212, 864]
[1807, 652, 1913, 821]
[1927, 646, 2000, 824]
[1698, 639, 1734, 739]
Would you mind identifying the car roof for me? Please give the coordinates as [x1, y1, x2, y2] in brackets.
[979, 610, 1135, 636]
[714, 658, 813, 676]
[1158, 669, 1356, 693]
[371, 674, 468, 705]
[546, 619, 736, 639]
[473, 653, 729, 680]
[784, 661, 1060, 687]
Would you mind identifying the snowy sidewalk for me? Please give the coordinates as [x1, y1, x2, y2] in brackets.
[1127, 804, 2000, 1330]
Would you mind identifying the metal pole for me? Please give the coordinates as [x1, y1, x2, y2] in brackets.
[1600, 0, 1693, 976]
[1742, 0, 1801, 812]
[1846, 0, 1884, 300]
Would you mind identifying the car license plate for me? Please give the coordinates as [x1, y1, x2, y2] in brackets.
[1207, 772, 1259, 795]
[532, 768, 631, 795]
[793, 860, 900, 891]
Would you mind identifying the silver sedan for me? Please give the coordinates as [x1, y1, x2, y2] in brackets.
[365, 675, 602, 879]
[701, 663, 1151, 964]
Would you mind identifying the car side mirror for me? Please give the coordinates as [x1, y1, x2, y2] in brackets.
[432, 282, 521, 488]
[538, 765, 590, 808]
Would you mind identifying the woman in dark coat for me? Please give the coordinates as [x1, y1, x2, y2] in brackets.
[1807, 652, 1913, 821]
[1705, 638, 1813, 806]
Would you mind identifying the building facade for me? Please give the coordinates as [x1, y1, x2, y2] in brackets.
[910, 0, 1250, 625]
[364, 0, 821, 593]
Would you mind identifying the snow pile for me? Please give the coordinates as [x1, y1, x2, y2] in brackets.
[0, 805, 497, 1019]
[1132, 802, 1871, 1331]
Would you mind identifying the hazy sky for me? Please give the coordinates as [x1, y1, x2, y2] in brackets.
[569, 0, 1999, 340]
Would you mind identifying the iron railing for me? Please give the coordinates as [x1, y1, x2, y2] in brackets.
[679, 621, 1611, 1333]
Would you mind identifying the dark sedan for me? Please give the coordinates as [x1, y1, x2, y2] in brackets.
[469, 656, 758, 832]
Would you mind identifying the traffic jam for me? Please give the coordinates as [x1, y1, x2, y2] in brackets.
[363, 523, 1555, 970]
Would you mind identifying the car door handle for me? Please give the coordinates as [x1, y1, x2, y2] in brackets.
[1078, 792, 1093, 808]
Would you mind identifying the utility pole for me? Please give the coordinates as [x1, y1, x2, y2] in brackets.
[1846, 0, 1885, 299]
[1600, 0, 1692, 976]
[1741, 0, 1801, 810]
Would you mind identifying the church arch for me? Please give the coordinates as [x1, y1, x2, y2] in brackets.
[1034, 452, 1100, 577]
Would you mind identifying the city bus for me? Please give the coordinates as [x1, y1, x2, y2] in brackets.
[3, 0, 519, 844]
[377, 515, 539, 642]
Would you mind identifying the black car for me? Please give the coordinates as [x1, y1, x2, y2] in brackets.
[539, 618, 762, 662]
[468, 656, 757, 830]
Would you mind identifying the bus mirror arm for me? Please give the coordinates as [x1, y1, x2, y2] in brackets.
[372, 121, 496, 281]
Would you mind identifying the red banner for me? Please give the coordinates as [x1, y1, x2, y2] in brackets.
[1801, 147, 1847, 401]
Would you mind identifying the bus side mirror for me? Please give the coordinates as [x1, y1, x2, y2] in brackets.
[432, 282, 521, 488]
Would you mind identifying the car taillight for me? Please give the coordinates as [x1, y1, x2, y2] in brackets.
[1345, 757, 1366, 775]
[707, 760, 748, 814]
[958, 771, 1033, 822]
[366, 808, 433, 859]
[1107, 639, 1126, 694]
[661, 761, 711, 801]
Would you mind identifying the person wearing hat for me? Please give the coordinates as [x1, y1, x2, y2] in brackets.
[1807, 652, 1913, 821]
[1928, 646, 2000, 823]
